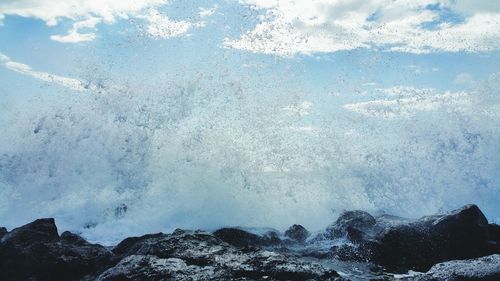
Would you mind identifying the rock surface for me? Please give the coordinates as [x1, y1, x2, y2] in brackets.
[0, 218, 113, 281]
[213, 227, 281, 248]
[311, 204, 500, 272]
[0, 204, 499, 280]
[284, 224, 310, 243]
[404, 254, 500, 281]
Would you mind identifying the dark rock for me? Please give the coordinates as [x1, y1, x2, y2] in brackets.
[1, 218, 59, 243]
[284, 224, 310, 243]
[213, 227, 281, 248]
[112, 232, 166, 257]
[405, 254, 500, 281]
[312, 204, 500, 273]
[373, 204, 500, 272]
[0, 227, 6, 240]
[0, 218, 114, 281]
[96, 255, 227, 281]
[322, 210, 376, 240]
[61, 230, 88, 245]
[101, 229, 344, 281]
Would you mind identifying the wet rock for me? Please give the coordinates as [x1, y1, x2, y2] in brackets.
[373, 204, 500, 272]
[319, 211, 376, 242]
[406, 254, 500, 281]
[0, 218, 114, 281]
[231, 251, 343, 281]
[96, 254, 227, 281]
[1, 218, 59, 243]
[213, 227, 281, 248]
[103, 230, 344, 281]
[0, 227, 6, 240]
[313, 204, 500, 273]
[285, 224, 310, 243]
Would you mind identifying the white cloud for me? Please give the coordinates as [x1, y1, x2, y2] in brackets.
[0, 0, 167, 25]
[145, 9, 193, 38]
[0, 0, 209, 42]
[0, 1, 219, 42]
[454, 72, 476, 87]
[344, 87, 470, 118]
[50, 17, 101, 43]
[0, 51, 87, 91]
[226, 0, 500, 56]
[377, 86, 436, 97]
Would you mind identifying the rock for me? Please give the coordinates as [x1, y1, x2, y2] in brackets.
[0, 218, 114, 281]
[1, 218, 59, 243]
[284, 224, 310, 243]
[97, 255, 226, 281]
[1, 205, 498, 280]
[321, 211, 376, 241]
[373, 204, 500, 272]
[213, 227, 281, 248]
[0, 227, 6, 240]
[313, 204, 500, 273]
[102, 229, 344, 281]
[231, 251, 343, 281]
[405, 254, 500, 281]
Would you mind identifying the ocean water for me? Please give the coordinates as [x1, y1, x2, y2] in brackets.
[0, 70, 499, 245]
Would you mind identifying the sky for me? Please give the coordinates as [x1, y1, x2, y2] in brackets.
[0, 0, 499, 96]
[0, 1, 500, 242]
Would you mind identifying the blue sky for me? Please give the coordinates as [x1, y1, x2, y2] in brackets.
[0, 1, 500, 240]
[0, 0, 499, 99]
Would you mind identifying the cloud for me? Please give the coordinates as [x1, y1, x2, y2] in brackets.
[344, 87, 470, 118]
[143, 9, 208, 39]
[0, 51, 87, 91]
[377, 86, 436, 97]
[50, 17, 101, 43]
[0, 0, 167, 25]
[225, 0, 500, 56]
[454, 72, 477, 87]
[0, 1, 215, 42]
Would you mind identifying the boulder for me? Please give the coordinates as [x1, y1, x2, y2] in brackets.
[213, 227, 281, 248]
[284, 224, 310, 243]
[1, 218, 59, 243]
[313, 204, 500, 273]
[0, 218, 114, 281]
[318, 211, 376, 243]
[373, 204, 500, 272]
[0, 227, 7, 240]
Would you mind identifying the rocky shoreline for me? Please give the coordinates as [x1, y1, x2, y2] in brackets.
[0, 204, 499, 281]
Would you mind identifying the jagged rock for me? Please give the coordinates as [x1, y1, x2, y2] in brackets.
[0, 227, 7, 240]
[102, 229, 344, 281]
[314, 204, 500, 273]
[231, 251, 342, 281]
[326, 211, 376, 239]
[213, 227, 281, 248]
[284, 224, 310, 243]
[1, 205, 498, 280]
[373, 204, 500, 272]
[97, 255, 227, 281]
[0, 218, 114, 281]
[1, 218, 59, 243]
[405, 254, 500, 281]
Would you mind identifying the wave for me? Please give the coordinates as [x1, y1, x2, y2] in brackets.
[0, 71, 499, 244]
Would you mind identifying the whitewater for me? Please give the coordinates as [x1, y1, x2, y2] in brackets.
[0, 67, 499, 245]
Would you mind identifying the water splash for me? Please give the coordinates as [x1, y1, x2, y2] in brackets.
[0, 69, 499, 244]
